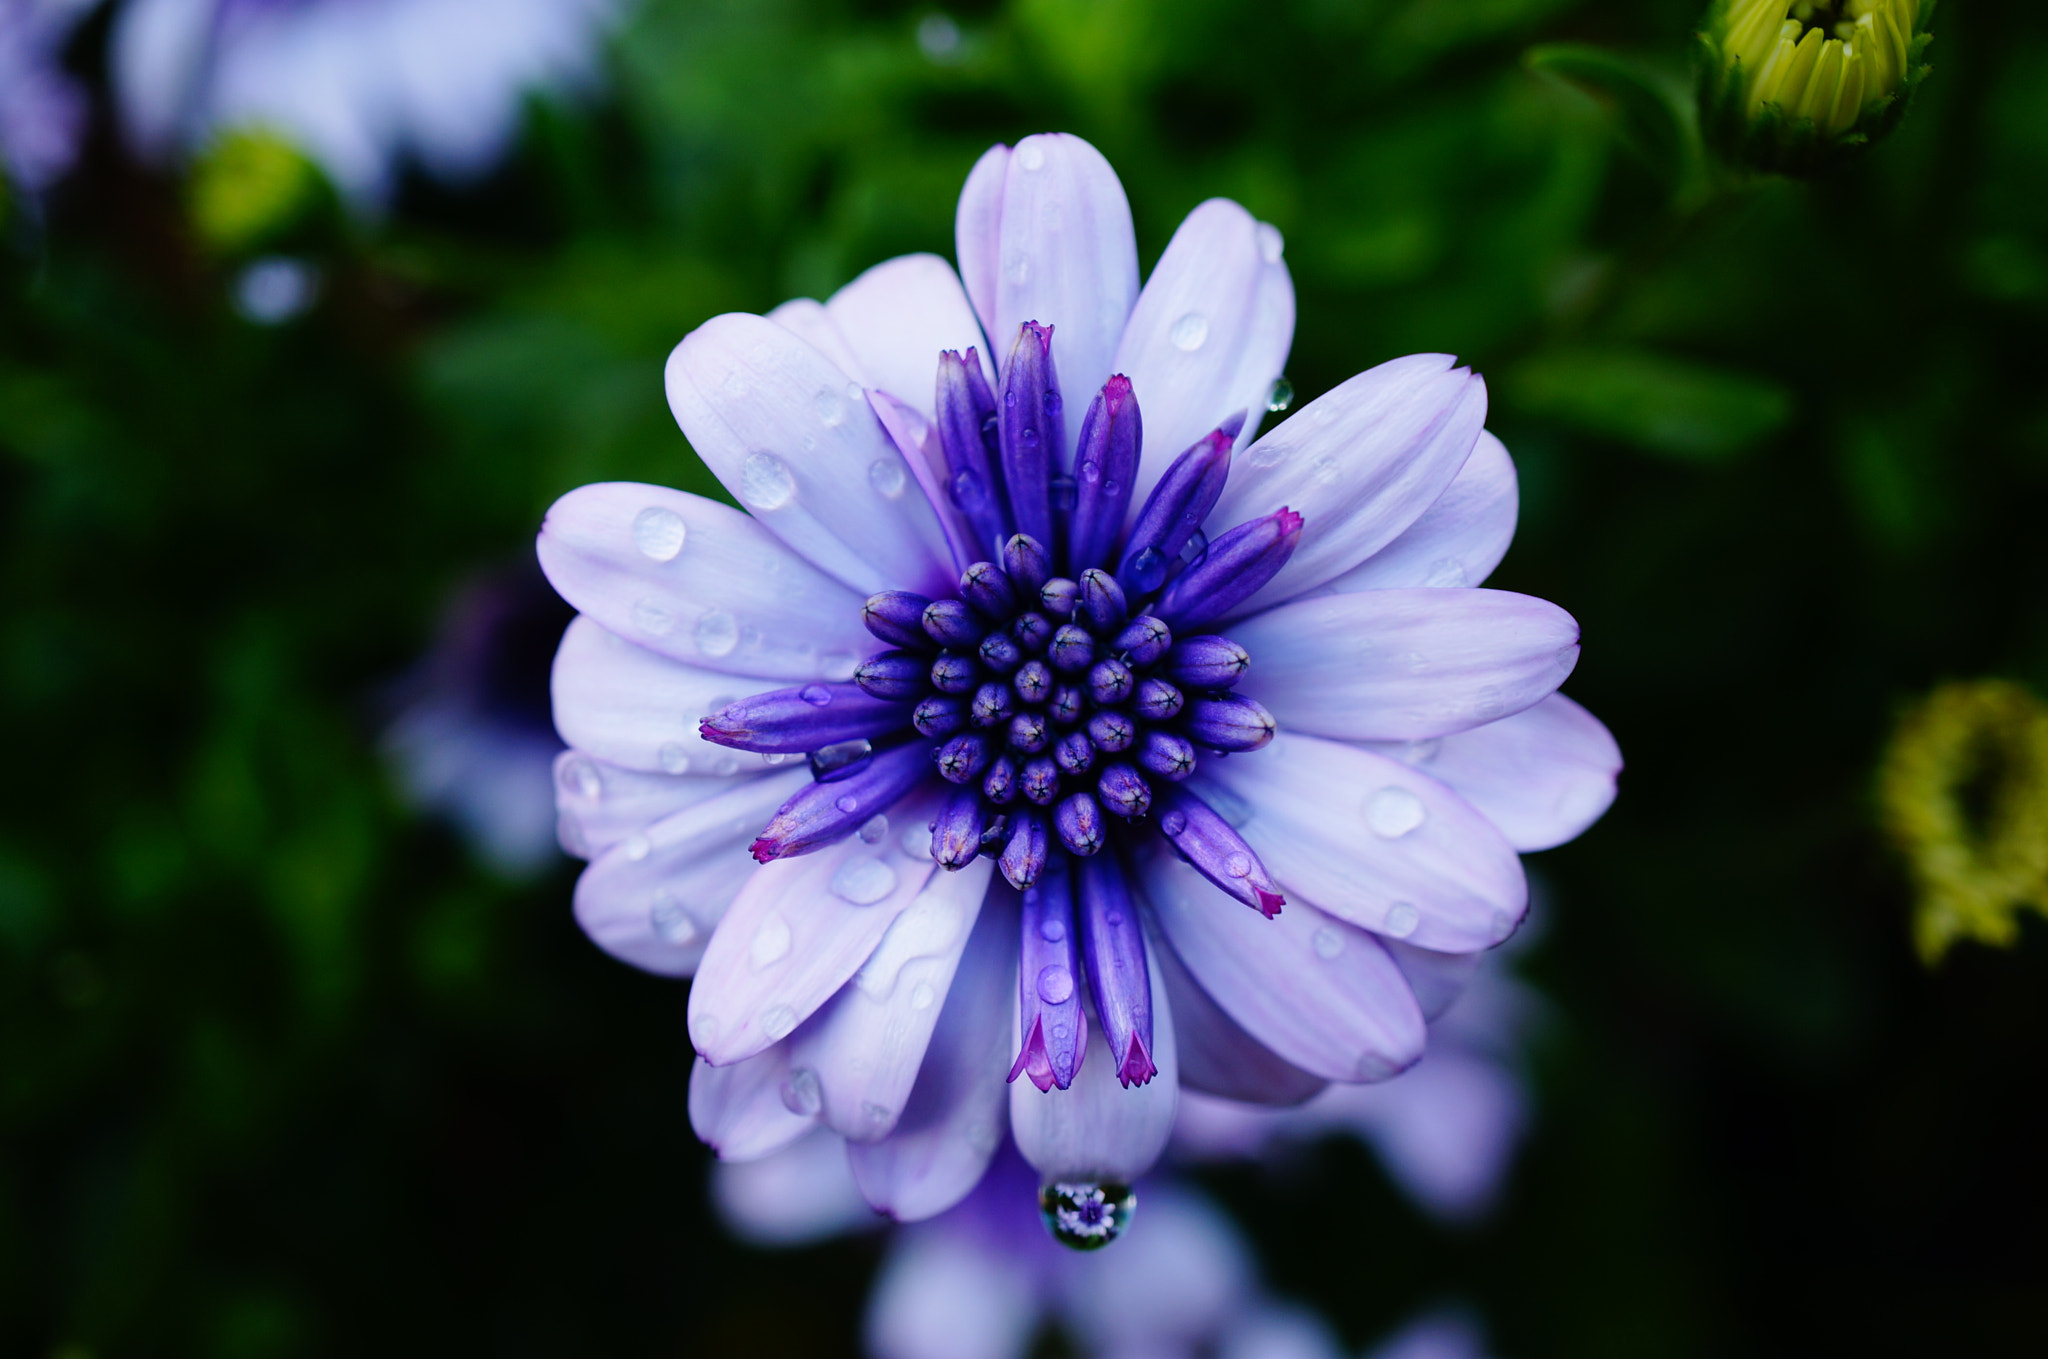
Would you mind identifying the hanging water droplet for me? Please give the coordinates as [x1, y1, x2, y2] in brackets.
[1036, 964, 1074, 1005]
[831, 857, 898, 905]
[1039, 1181, 1134, 1251]
[1365, 786, 1427, 838]
[1050, 473, 1077, 512]
[739, 450, 796, 510]
[816, 388, 847, 426]
[780, 1066, 822, 1116]
[858, 813, 890, 844]
[632, 599, 674, 635]
[1160, 810, 1188, 837]
[1169, 312, 1209, 351]
[695, 609, 740, 657]
[750, 914, 792, 968]
[650, 891, 698, 944]
[632, 506, 688, 561]
[657, 743, 693, 775]
[1266, 377, 1294, 413]
[622, 832, 651, 862]
[810, 739, 875, 783]
[1383, 901, 1420, 938]
[868, 458, 907, 498]
[1310, 926, 1344, 960]
[558, 755, 603, 801]
[800, 684, 833, 706]
[1256, 222, 1285, 264]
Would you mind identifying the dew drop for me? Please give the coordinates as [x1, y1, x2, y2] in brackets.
[632, 506, 688, 561]
[819, 651, 859, 681]
[1384, 901, 1421, 938]
[622, 832, 651, 862]
[1040, 1181, 1134, 1251]
[650, 891, 698, 944]
[1366, 786, 1427, 838]
[657, 743, 693, 775]
[831, 857, 898, 905]
[1036, 964, 1075, 1005]
[1049, 473, 1077, 512]
[713, 755, 740, 775]
[1015, 140, 1046, 171]
[695, 609, 740, 657]
[800, 684, 833, 706]
[739, 450, 796, 510]
[632, 599, 674, 634]
[816, 388, 848, 426]
[1004, 250, 1031, 285]
[1310, 927, 1344, 960]
[750, 914, 792, 968]
[1038, 915, 1066, 943]
[1223, 852, 1252, 879]
[1266, 376, 1294, 412]
[910, 981, 937, 1011]
[900, 826, 934, 860]
[761, 1005, 798, 1041]
[1169, 312, 1209, 351]
[868, 458, 907, 497]
[558, 755, 603, 801]
[811, 739, 875, 782]
[1423, 556, 1469, 588]
[1127, 546, 1167, 593]
[761, 752, 794, 767]
[952, 468, 989, 512]
[832, 795, 862, 817]
[1080, 458, 1100, 484]
[1160, 810, 1188, 837]
[858, 813, 890, 844]
[1256, 222, 1285, 264]
[780, 1066, 822, 1116]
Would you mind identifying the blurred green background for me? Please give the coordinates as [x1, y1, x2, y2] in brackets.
[6, 0, 2048, 1354]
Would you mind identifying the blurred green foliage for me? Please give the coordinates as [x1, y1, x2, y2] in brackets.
[6, 0, 2048, 1356]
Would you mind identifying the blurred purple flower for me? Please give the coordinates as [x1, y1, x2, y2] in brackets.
[0, 0, 94, 197]
[540, 132, 1621, 1229]
[381, 560, 572, 878]
[111, 0, 621, 206]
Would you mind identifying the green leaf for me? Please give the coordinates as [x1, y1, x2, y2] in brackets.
[1525, 43, 1697, 190]
[1503, 345, 1793, 462]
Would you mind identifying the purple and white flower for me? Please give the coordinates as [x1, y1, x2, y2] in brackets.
[539, 132, 1620, 1236]
[1, 0, 95, 198]
[111, 0, 621, 207]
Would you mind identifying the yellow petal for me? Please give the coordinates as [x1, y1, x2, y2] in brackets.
[1801, 38, 1846, 123]
[1728, 0, 1791, 77]
[1829, 52, 1867, 134]
[1748, 21, 1808, 112]
[1770, 25, 1826, 113]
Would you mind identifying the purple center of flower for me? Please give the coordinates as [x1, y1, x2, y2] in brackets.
[701, 322, 1304, 1093]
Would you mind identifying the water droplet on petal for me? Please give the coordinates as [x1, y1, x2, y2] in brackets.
[1384, 901, 1420, 938]
[1049, 473, 1077, 512]
[633, 599, 674, 634]
[910, 981, 936, 1010]
[1160, 810, 1188, 837]
[750, 914, 792, 968]
[780, 1066, 822, 1115]
[1015, 140, 1046, 171]
[1256, 222, 1285, 264]
[868, 458, 906, 497]
[1036, 964, 1074, 1005]
[1038, 915, 1066, 943]
[1266, 377, 1294, 413]
[816, 388, 847, 426]
[1310, 927, 1344, 960]
[712, 755, 740, 776]
[831, 857, 898, 905]
[1004, 250, 1031, 285]
[622, 832, 651, 861]
[657, 743, 692, 775]
[1423, 556, 1469, 587]
[650, 891, 698, 944]
[835, 793, 861, 815]
[739, 450, 796, 510]
[811, 739, 875, 782]
[695, 610, 740, 657]
[900, 825, 934, 860]
[1365, 786, 1426, 838]
[1040, 1181, 1133, 1251]
[761, 1004, 798, 1040]
[858, 813, 890, 844]
[1223, 852, 1252, 878]
[952, 468, 988, 512]
[558, 755, 603, 801]
[800, 684, 833, 706]
[632, 506, 688, 561]
[1169, 312, 1209, 351]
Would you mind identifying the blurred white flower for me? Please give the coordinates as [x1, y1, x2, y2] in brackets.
[1, 0, 96, 196]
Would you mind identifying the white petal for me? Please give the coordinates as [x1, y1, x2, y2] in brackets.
[1363, 693, 1621, 852]
[688, 1046, 817, 1162]
[548, 615, 802, 773]
[790, 857, 995, 1143]
[1154, 923, 1327, 1106]
[553, 750, 765, 860]
[848, 887, 1018, 1222]
[571, 768, 806, 978]
[538, 486, 872, 679]
[825, 253, 993, 414]
[1381, 938, 1482, 1023]
[1010, 927, 1177, 1182]
[710, 1129, 878, 1246]
[1058, 1186, 1252, 1354]
[1231, 588, 1579, 741]
[1211, 355, 1488, 615]
[664, 313, 956, 596]
[1146, 852, 1424, 1083]
[1320, 429, 1517, 592]
[1116, 198, 1294, 511]
[1193, 732, 1527, 952]
[689, 786, 943, 1065]
[864, 1225, 1042, 1359]
[766, 297, 869, 385]
[973, 133, 1140, 466]
[954, 142, 1011, 345]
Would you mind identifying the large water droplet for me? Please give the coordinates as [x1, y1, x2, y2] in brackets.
[1015, 140, 1046, 171]
[1169, 312, 1209, 351]
[1365, 787, 1427, 838]
[811, 739, 875, 783]
[695, 610, 739, 657]
[858, 813, 890, 844]
[632, 599, 674, 634]
[780, 1066, 822, 1116]
[750, 914, 792, 968]
[831, 857, 898, 905]
[1266, 377, 1294, 413]
[1038, 915, 1066, 943]
[1384, 901, 1421, 938]
[622, 832, 651, 861]
[650, 891, 698, 944]
[632, 506, 688, 561]
[1036, 964, 1074, 1005]
[558, 755, 603, 801]
[1310, 926, 1344, 960]
[800, 684, 833, 706]
[739, 450, 796, 510]
[1160, 810, 1188, 837]
[1040, 1181, 1134, 1251]
[657, 743, 693, 775]
[868, 458, 906, 498]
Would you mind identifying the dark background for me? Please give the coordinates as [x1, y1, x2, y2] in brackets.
[6, 0, 2048, 1354]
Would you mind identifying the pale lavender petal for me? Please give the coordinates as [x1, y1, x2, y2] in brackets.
[1364, 1308, 1495, 1359]
[1380, 938, 1482, 1023]
[870, 389, 980, 572]
[571, 768, 807, 978]
[1194, 733, 1528, 952]
[766, 297, 870, 385]
[1057, 1186, 1252, 1355]
[537, 487, 873, 679]
[1217, 1303, 1350, 1359]
[1116, 199, 1295, 512]
[1153, 933, 1327, 1107]
[549, 615, 801, 774]
[865, 1225, 1041, 1359]
[710, 1128, 878, 1246]
[1010, 929, 1178, 1181]
[1310, 1054, 1529, 1224]
[954, 142, 1012, 342]
[1210, 355, 1488, 615]
[664, 313, 956, 596]
[1321, 430, 1517, 592]
[552, 751, 758, 860]
[689, 787, 944, 1065]
[688, 1046, 818, 1162]
[978, 133, 1140, 466]
[1231, 589, 1580, 741]
[788, 858, 995, 1142]
[1145, 852, 1424, 1083]
[848, 888, 1018, 1222]
[1364, 693, 1620, 852]
[825, 253, 993, 413]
